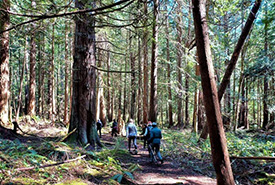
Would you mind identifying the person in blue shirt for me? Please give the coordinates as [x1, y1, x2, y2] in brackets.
[126, 119, 138, 152]
[148, 122, 163, 164]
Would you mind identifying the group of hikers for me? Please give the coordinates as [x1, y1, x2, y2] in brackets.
[96, 118, 163, 164]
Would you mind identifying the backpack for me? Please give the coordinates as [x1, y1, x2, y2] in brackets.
[146, 126, 152, 139]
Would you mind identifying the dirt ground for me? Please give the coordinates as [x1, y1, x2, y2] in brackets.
[101, 134, 216, 185]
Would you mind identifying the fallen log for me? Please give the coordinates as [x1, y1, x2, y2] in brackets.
[14, 155, 86, 171]
[231, 156, 275, 161]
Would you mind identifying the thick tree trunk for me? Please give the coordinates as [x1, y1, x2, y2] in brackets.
[69, 0, 101, 148]
[149, 0, 159, 122]
[192, 0, 235, 184]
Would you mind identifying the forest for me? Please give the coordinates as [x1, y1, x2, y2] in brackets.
[0, 0, 274, 184]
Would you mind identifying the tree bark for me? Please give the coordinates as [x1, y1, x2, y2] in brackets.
[263, 3, 268, 129]
[16, 36, 27, 121]
[107, 48, 112, 122]
[149, 0, 159, 122]
[142, 0, 149, 124]
[130, 33, 136, 119]
[137, 36, 143, 125]
[27, 9, 37, 117]
[69, 0, 101, 148]
[176, 0, 183, 127]
[64, 23, 69, 125]
[1, 0, 10, 122]
[192, 0, 235, 184]
[165, 6, 173, 128]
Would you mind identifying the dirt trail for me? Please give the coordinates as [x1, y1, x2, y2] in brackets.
[102, 134, 216, 185]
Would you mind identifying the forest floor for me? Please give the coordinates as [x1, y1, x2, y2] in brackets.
[101, 134, 216, 185]
[1, 119, 274, 184]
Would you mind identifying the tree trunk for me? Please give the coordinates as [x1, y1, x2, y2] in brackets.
[176, 0, 183, 127]
[64, 24, 69, 125]
[142, 1, 149, 124]
[149, 0, 159, 122]
[38, 33, 45, 117]
[263, 4, 268, 129]
[137, 36, 143, 126]
[130, 33, 136, 119]
[107, 49, 112, 122]
[27, 28, 36, 117]
[165, 6, 173, 127]
[68, 0, 101, 148]
[16, 36, 27, 121]
[218, 0, 262, 101]
[192, 0, 235, 184]
[200, 0, 262, 138]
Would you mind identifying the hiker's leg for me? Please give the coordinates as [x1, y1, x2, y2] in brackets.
[155, 144, 162, 160]
[128, 137, 131, 151]
[133, 137, 137, 149]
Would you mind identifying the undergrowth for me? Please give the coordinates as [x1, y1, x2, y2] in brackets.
[162, 129, 275, 185]
[0, 136, 137, 185]
[0, 127, 274, 185]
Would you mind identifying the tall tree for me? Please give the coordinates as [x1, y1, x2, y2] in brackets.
[165, 5, 173, 128]
[149, 0, 159, 122]
[130, 33, 136, 119]
[68, 0, 101, 148]
[175, 0, 183, 127]
[263, 2, 268, 129]
[0, 0, 10, 125]
[27, 0, 37, 117]
[192, 0, 235, 184]
[143, 0, 149, 124]
[200, 0, 262, 138]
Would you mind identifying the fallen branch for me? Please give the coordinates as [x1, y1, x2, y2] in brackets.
[14, 155, 86, 171]
[231, 156, 275, 161]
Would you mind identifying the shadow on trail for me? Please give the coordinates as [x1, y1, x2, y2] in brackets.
[101, 134, 216, 185]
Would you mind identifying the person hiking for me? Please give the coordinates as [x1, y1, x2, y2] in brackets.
[96, 119, 103, 138]
[141, 121, 152, 149]
[126, 119, 138, 153]
[148, 122, 163, 164]
[111, 119, 118, 137]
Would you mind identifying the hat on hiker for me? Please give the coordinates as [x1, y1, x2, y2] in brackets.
[148, 121, 152, 126]
[152, 122, 157, 126]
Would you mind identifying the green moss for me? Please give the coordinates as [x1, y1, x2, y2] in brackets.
[12, 177, 47, 185]
[56, 179, 88, 185]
